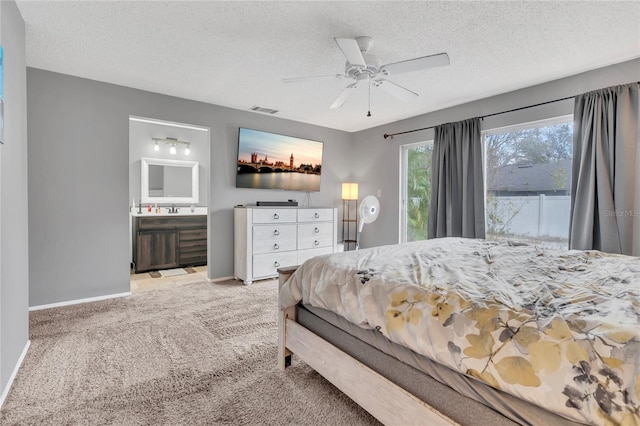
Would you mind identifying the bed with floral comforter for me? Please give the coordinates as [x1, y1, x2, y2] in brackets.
[279, 238, 640, 425]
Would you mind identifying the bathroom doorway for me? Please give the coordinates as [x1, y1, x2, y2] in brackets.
[128, 116, 210, 292]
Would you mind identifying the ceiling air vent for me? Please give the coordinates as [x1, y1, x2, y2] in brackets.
[250, 105, 279, 115]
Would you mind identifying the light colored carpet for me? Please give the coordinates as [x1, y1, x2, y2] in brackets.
[0, 279, 378, 425]
[159, 268, 188, 277]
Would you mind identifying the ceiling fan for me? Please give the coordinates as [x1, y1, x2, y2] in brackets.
[283, 36, 450, 116]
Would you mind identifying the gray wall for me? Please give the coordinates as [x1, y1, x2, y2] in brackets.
[129, 118, 210, 207]
[0, 0, 29, 399]
[28, 55, 638, 306]
[351, 58, 640, 249]
[27, 68, 354, 306]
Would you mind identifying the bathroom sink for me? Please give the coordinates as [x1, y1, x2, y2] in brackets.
[130, 207, 207, 217]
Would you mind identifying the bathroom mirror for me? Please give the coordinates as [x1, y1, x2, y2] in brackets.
[141, 157, 199, 204]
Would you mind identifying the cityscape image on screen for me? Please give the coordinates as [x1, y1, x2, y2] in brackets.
[236, 128, 323, 192]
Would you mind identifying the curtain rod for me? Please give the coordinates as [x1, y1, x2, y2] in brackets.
[382, 81, 640, 140]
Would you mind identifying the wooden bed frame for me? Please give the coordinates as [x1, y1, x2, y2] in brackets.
[277, 266, 459, 426]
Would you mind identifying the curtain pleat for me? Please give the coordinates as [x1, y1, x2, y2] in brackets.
[569, 83, 640, 255]
[428, 117, 485, 239]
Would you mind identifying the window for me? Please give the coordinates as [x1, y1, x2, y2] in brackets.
[484, 116, 573, 249]
[400, 142, 433, 242]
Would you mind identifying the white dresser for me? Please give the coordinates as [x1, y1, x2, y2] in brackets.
[234, 206, 338, 285]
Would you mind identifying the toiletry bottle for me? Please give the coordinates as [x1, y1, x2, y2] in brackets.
[155, 203, 160, 214]
[190, 204, 195, 213]
[147, 204, 151, 213]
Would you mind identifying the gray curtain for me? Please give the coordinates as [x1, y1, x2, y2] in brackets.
[569, 83, 640, 255]
[428, 117, 485, 239]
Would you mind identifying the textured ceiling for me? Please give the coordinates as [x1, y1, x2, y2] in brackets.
[15, 1, 640, 132]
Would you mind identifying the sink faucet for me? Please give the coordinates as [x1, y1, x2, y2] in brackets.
[168, 204, 179, 214]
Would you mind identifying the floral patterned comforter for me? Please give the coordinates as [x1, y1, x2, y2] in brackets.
[279, 238, 640, 425]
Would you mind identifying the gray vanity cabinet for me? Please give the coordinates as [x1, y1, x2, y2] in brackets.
[135, 229, 178, 271]
[132, 215, 207, 273]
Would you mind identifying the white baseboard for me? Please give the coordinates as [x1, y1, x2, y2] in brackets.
[29, 292, 131, 311]
[206, 275, 235, 283]
[0, 339, 30, 408]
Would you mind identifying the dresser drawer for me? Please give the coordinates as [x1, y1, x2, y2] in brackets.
[253, 252, 298, 278]
[297, 208, 334, 222]
[179, 252, 207, 266]
[297, 234, 333, 250]
[179, 239, 207, 253]
[253, 224, 297, 241]
[253, 237, 297, 254]
[180, 229, 207, 241]
[298, 247, 333, 264]
[252, 209, 297, 224]
[297, 222, 333, 239]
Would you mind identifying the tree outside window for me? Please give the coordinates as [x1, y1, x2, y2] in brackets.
[405, 143, 433, 242]
[485, 120, 573, 248]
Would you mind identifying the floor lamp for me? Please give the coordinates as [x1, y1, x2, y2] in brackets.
[341, 183, 358, 251]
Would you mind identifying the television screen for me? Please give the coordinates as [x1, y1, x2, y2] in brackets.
[236, 127, 323, 192]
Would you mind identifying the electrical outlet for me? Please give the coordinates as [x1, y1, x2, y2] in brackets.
[377, 189, 382, 197]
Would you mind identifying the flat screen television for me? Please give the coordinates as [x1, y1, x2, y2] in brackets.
[236, 127, 323, 192]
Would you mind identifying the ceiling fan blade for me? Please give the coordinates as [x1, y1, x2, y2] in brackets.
[282, 74, 345, 83]
[380, 52, 450, 76]
[373, 79, 418, 102]
[330, 82, 358, 109]
[334, 38, 366, 67]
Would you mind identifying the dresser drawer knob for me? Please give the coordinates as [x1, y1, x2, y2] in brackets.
[314, 212, 320, 218]
[274, 261, 280, 267]
[314, 227, 319, 233]
[274, 243, 279, 250]
[273, 213, 279, 220]
[314, 240, 320, 246]
[273, 229, 280, 236]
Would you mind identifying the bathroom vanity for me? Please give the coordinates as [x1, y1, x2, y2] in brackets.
[132, 213, 207, 273]
[131, 156, 206, 273]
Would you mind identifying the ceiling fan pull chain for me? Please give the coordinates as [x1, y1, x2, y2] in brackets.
[367, 75, 372, 117]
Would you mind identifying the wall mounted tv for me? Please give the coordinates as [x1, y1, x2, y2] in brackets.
[236, 127, 323, 192]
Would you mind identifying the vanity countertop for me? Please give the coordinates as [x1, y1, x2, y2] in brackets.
[131, 207, 207, 217]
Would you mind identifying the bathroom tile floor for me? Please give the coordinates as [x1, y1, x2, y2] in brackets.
[130, 265, 208, 293]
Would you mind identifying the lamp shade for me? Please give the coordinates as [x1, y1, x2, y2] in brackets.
[341, 182, 359, 200]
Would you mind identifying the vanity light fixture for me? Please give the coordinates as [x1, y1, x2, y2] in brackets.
[151, 137, 191, 155]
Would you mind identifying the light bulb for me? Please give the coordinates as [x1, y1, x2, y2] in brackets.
[185, 145, 190, 155]
[154, 141, 160, 151]
[169, 144, 177, 155]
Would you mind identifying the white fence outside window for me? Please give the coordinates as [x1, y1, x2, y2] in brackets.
[487, 195, 571, 240]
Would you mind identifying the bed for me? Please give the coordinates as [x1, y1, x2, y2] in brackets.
[277, 237, 640, 425]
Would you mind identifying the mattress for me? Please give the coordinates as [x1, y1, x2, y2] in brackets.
[298, 303, 581, 426]
[280, 238, 640, 424]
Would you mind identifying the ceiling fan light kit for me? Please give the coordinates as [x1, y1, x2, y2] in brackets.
[283, 36, 450, 116]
